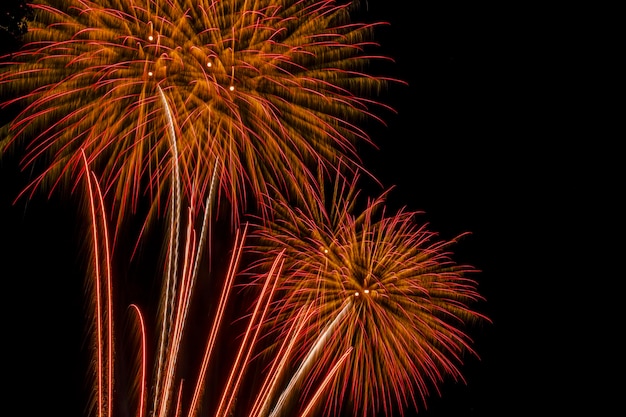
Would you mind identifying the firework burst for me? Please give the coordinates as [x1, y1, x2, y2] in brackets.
[248, 169, 490, 417]
[0, 0, 399, 235]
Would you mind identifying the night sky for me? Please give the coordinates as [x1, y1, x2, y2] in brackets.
[1, 1, 617, 416]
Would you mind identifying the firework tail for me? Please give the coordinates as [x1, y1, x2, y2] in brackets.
[267, 299, 353, 417]
[153, 84, 183, 417]
[82, 149, 114, 417]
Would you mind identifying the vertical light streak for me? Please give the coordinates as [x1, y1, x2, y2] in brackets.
[157, 211, 198, 417]
[154, 84, 182, 416]
[129, 304, 147, 417]
[96, 170, 114, 417]
[160, 158, 220, 417]
[214, 252, 285, 417]
[186, 225, 249, 417]
[82, 149, 114, 417]
[250, 304, 316, 417]
[174, 381, 184, 417]
[83, 149, 105, 417]
[184, 159, 220, 330]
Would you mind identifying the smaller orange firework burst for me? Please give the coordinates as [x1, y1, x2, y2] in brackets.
[247, 168, 490, 417]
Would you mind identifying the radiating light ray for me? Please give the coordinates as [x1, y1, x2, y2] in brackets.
[268, 299, 352, 417]
[213, 251, 285, 417]
[249, 303, 315, 417]
[300, 347, 354, 417]
[186, 224, 249, 417]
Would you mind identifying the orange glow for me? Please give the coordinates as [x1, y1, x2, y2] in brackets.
[251, 168, 490, 416]
[0, 0, 403, 236]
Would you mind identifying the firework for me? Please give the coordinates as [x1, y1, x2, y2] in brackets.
[0, 0, 399, 235]
[81, 147, 355, 417]
[248, 169, 490, 417]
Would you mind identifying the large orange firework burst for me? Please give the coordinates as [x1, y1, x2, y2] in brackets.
[0, 0, 398, 233]
[248, 169, 490, 417]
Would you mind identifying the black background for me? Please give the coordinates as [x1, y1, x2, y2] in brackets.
[1, 1, 620, 416]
